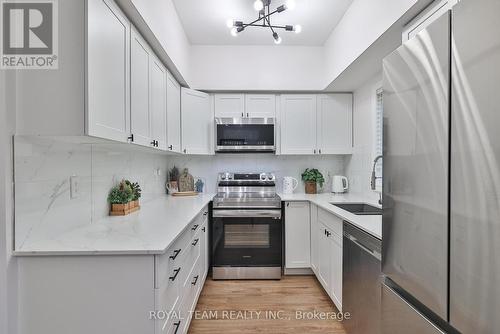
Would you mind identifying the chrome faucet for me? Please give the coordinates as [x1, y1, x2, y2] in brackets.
[371, 155, 383, 205]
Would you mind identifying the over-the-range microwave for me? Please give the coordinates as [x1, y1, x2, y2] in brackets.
[215, 118, 275, 153]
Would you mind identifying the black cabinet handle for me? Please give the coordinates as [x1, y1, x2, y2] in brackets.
[246, 113, 249, 117]
[203, 211, 208, 216]
[319, 149, 322, 154]
[191, 275, 199, 286]
[287, 203, 290, 207]
[326, 231, 331, 237]
[168, 144, 173, 150]
[151, 140, 156, 147]
[241, 112, 244, 117]
[128, 134, 134, 142]
[169, 267, 181, 281]
[169, 249, 181, 260]
[173, 321, 181, 334]
[192, 238, 199, 246]
[183, 149, 187, 153]
[202, 227, 206, 232]
[191, 224, 199, 231]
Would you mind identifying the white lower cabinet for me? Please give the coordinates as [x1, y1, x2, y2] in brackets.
[285, 201, 311, 269]
[17, 206, 209, 334]
[316, 208, 343, 311]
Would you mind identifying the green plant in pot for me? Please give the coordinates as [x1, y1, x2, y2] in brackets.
[301, 168, 325, 194]
[108, 180, 134, 213]
[125, 180, 141, 208]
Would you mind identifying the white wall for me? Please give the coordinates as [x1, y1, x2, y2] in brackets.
[344, 73, 381, 200]
[0, 70, 18, 334]
[190, 45, 325, 91]
[167, 154, 345, 194]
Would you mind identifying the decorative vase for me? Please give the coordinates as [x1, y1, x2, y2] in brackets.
[305, 181, 317, 194]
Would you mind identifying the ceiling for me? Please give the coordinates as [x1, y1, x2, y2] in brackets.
[172, 0, 354, 46]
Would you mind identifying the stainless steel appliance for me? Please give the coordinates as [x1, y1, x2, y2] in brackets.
[382, 0, 500, 332]
[212, 172, 282, 279]
[215, 118, 276, 153]
[343, 222, 381, 334]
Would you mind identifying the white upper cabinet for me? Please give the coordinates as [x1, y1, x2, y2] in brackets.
[280, 95, 317, 155]
[166, 72, 182, 153]
[214, 94, 245, 118]
[245, 94, 276, 118]
[316, 94, 352, 154]
[285, 202, 311, 269]
[87, 0, 130, 143]
[130, 28, 151, 147]
[150, 56, 167, 150]
[181, 88, 213, 155]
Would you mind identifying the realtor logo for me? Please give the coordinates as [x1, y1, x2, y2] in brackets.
[1, 0, 58, 69]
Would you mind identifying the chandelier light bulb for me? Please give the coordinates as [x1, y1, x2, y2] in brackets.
[253, 0, 264, 11]
[226, 19, 234, 28]
[285, 0, 296, 11]
[294, 24, 302, 34]
[273, 33, 282, 44]
[230, 27, 238, 37]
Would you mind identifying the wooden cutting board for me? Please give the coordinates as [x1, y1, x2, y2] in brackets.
[171, 191, 199, 197]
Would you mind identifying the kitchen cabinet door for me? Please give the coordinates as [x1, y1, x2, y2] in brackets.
[317, 223, 331, 290]
[214, 94, 245, 118]
[329, 231, 343, 310]
[317, 94, 353, 154]
[245, 94, 276, 118]
[310, 204, 319, 273]
[87, 0, 130, 142]
[166, 72, 181, 153]
[280, 95, 317, 155]
[285, 202, 311, 269]
[150, 56, 167, 150]
[181, 88, 213, 155]
[130, 28, 151, 147]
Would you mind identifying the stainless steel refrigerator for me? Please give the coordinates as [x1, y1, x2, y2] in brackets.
[382, 0, 500, 333]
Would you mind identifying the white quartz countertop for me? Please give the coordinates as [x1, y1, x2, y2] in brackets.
[279, 193, 382, 239]
[14, 194, 215, 256]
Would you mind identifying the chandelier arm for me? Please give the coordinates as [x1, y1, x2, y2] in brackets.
[245, 23, 288, 29]
[242, 8, 280, 28]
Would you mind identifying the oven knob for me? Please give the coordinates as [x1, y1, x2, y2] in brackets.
[261, 175, 266, 180]
[221, 175, 226, 180]
[267, 174, 274, 180]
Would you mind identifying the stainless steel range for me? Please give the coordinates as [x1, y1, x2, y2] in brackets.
[212, 172, 282, 280]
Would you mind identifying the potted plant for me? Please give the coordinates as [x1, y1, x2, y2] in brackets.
[166, 166, 180, 194]
[125, 180, 141, 208]
[301, 168, 325, 194]
[108, 180, 134, 215]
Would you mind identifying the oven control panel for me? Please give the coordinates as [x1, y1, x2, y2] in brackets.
[218, 172, 275, 182]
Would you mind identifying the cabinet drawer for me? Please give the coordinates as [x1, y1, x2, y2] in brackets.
[156, 233, 190, 288]
[178, 255, 203, 334]
[155, 283, 180, 334]
[187, 207, 209, 238]
[318, 207, 343, 237]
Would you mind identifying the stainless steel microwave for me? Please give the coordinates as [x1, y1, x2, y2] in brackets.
[215, 118, 276, 153]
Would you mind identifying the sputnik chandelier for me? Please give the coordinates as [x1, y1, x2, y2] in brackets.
[226, 0, 301, 44]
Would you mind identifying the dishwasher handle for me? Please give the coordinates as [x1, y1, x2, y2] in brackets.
[345, 233, 382, 261]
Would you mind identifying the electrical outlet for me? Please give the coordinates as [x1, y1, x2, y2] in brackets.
[70, 175, 80, 199]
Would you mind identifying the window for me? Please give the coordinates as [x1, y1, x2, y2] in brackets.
[374, 88, 383, 189]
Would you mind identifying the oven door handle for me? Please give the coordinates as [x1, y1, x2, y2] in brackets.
[213, 209, 282, 219]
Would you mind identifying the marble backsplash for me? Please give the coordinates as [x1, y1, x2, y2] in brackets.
[14, 136, 169, 250]
[167, 154, 346, 194]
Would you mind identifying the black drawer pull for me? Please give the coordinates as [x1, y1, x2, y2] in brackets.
[173, 321, 181, 334]
[191, 275, 199, 286]
[202, 227, 206, 232]
[169, 268, 181, 281]
[191, 224, 199, 231]
[169, 249, 181, 260]
[192, 238, 199, 246]
[203, 211, 208, 216]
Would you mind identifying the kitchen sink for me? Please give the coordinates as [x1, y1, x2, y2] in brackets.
[331, 203, 382, 215]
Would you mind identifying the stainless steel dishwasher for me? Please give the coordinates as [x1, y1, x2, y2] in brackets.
[342, 221, 382, 334]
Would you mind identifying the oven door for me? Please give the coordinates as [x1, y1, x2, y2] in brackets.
[212, 209, 282, 270]
[215, 118, 275, 153]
